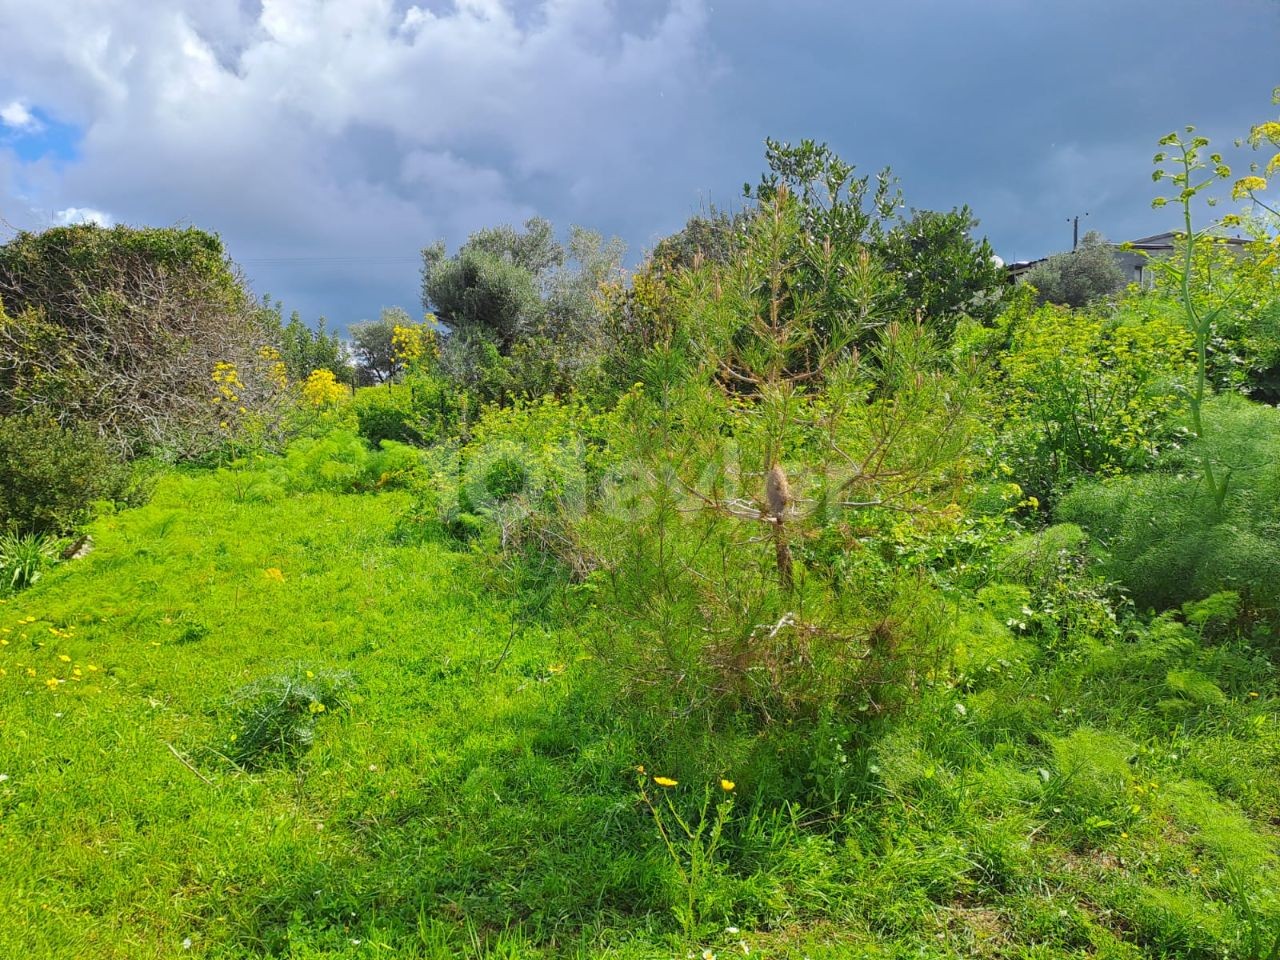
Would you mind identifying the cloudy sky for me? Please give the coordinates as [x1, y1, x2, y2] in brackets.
[1, 0, 1276, 329]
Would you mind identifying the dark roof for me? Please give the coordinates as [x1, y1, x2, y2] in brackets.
[1124, 231, 1251, 250]
[1003, 230, 1254, 273]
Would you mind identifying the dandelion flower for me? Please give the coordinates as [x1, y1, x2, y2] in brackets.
[721, 779, 736, 792]
[653, 776, 678, 788]
[58, 654, 71, 662]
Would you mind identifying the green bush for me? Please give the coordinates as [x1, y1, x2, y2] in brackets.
[0, 531, 62, 592]
[221, 670, 351, 770]
[992, 300, 1191, 504]
[402, 395, 602, 554]
[0, 414, 132, 535]
[271, 429, 423, 494]
[1023, 231, 1126, 308]
[1059, 394, 1280, 625]
[0, 224, 282, 458]
[351, 374, 465, 446]
[351, 385, 423, 445]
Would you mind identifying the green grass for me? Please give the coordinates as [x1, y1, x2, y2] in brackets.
[1, 467, 1278, 958]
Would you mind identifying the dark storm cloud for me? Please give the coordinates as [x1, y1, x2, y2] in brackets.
[0, 0, 1275, 327]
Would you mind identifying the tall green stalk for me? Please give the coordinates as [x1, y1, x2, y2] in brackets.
[1152, 129, 1235, 515]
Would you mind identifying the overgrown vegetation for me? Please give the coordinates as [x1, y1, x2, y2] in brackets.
[1, 94, 1279, 959]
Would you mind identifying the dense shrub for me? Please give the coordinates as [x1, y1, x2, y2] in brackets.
[271, 429, 423, 494]
[351, 375, 464, 446]
[401, 395, 603, 553]
[1059, 394, 1280, 627]
[1023, 231, 1126, 308]
[989, 299, 1192, 504]
[352, 385, 425, 445]
[0, 224, 284, 457]
[0, 414, 132, 535]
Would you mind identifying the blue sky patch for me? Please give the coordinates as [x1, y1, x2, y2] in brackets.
[0, 106, 83, 166]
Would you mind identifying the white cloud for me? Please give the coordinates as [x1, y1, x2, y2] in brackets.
[0, 0, 718, 322]
[0, 101, 40, 131]
[54, 206, 113, 226]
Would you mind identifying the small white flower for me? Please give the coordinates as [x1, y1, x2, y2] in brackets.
[954, 702, 967, 717]
[181, 938, 192, 950]
[725, 926, 739, 934]
[0, 774, 9, 782]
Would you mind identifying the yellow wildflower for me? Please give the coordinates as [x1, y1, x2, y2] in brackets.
[58, 654, 71, 663]
[653, 776, 678, 788]
[301, 368, 346, 408]
[309, 701, 326, 714]
[720, 779, 736, 792]
[263, 567, 285, 582]
[1232, 175, 1268, 200]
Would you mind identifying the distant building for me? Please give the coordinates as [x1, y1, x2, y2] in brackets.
[1005, 231, 1253, 286]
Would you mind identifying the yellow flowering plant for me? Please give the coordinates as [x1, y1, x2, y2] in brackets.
[635, 769, 736, 939]
[1234, 86, 1280, 217]
[391, 320, 439, 373]
[1149, 97, 1280, 517]
[300, 368, 346, 409]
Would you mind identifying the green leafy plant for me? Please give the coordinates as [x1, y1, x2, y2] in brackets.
[0, 414, 133, 535]
[1059, 393, 1280, 626]
[1023, 230, 1126, 308]
[222, 670, 351, 770]
[993, 300, 1191, 502]
[0, 531, 62, 591]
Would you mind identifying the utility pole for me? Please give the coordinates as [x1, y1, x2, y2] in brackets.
[1068, 212, 1089, 250]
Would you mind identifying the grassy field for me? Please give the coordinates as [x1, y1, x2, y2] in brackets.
[1, 466, 1278, 958]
